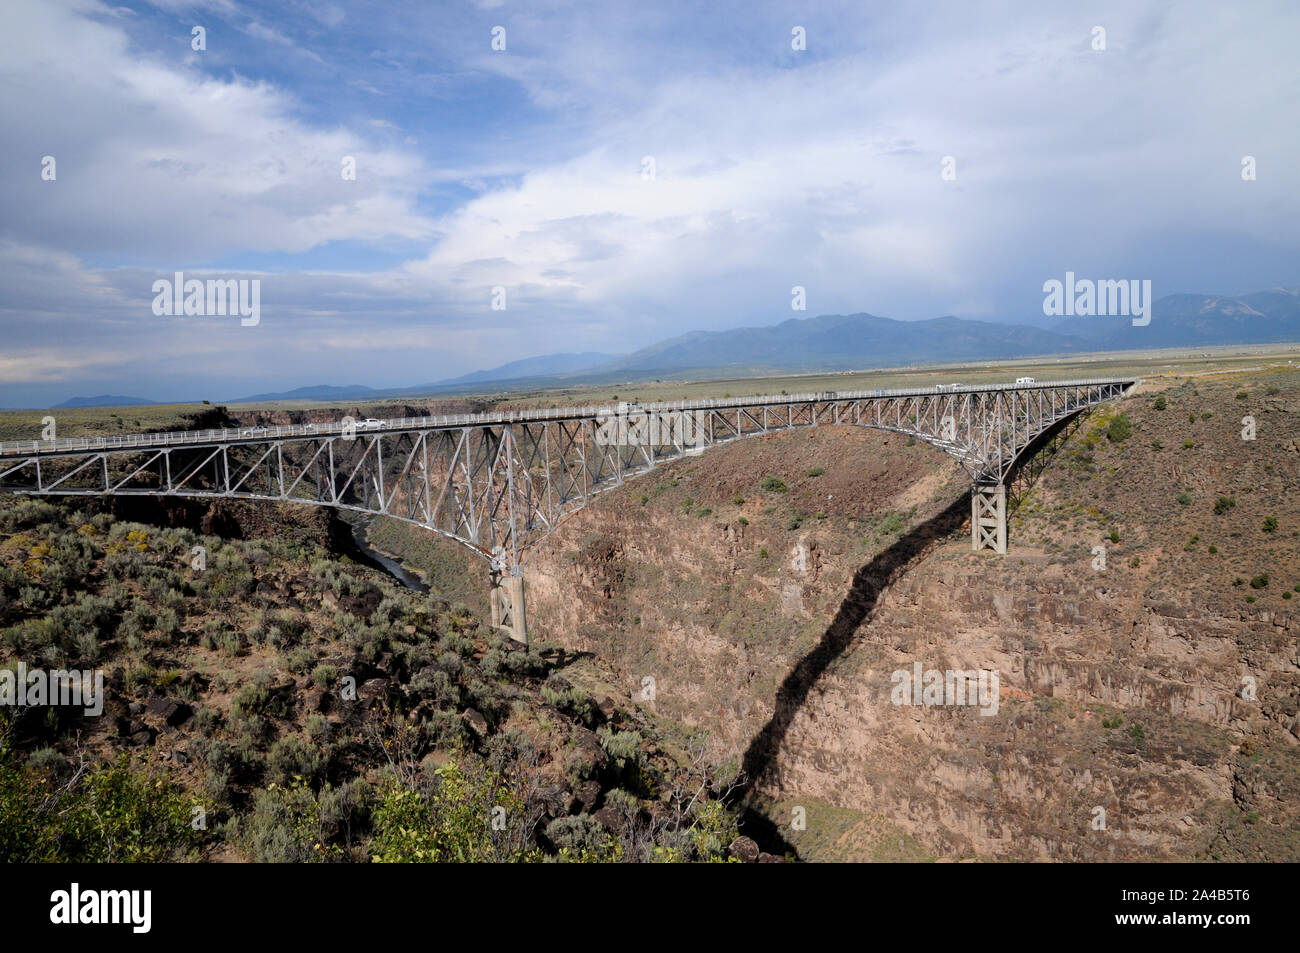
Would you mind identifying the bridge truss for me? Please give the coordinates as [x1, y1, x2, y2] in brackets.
[0, 378, 1135, 641]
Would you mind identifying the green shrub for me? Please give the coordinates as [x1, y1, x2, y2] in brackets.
[371, 761, 532, 863]
[540, 683, 597, 726]
[879, 512, 907, 536]
[267, 734, 327, 786]
[545, 814, 618, 860]
[597, 728, 643, 769]
[239, 779, 347, 862]
[0, 749, 200, 862]
[1105, 413, 1132, 443]
[689, 800, 740, 862]
[760, 475, 787, 493]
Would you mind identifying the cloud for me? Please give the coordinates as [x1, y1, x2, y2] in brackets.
[0, 0, 1297, 406]
[0, 0, 435, 263]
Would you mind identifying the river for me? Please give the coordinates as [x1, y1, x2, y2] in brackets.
[345, 517, 429, 593]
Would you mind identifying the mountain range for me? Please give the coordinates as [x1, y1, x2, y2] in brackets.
[54, 288, 1300, 407]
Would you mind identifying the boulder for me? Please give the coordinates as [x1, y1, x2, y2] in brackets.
[304, 689, 328, 714]
[569, 727, 608, 778]
[357, 678, 388, 706]
[127, 725, 156, 747]
[145, 696, 191, 727]
[461, 708, 489, 736]
[575, 779, 601, 813]
[728, 836, 760, 862]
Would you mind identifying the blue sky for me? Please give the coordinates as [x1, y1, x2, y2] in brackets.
[0, 0, 1297, 406]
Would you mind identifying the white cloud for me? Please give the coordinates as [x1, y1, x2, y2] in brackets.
[0, 0, 435, 261]
[1, 0, 1298, 404]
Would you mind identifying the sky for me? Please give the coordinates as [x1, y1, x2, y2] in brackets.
[0, 0, 1297, 406]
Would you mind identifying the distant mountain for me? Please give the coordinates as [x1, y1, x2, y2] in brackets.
[598, 312, 1090, 376]
[1045, 287, 1300, 349]
[55, 287, 1299, 410]
[54, 395, 159, 408]
[433, 352, 618, 387]
[227, 384, 381, 404]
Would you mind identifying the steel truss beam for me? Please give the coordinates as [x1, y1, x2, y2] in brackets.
[1, 380, 1137, 580]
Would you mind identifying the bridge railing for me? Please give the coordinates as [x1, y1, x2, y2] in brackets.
[0, 378, 1134, 457]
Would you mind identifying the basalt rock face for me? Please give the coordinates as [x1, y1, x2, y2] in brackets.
[526, 427, 967, 758]
[752, 553, 1296, 861]
[523, 376, 1300, 861]
[91, 496, 356, 557]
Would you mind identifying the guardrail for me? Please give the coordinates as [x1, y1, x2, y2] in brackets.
[0, 378, 1136, 457]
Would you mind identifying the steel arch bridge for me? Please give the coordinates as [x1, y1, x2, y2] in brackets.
[0, 377, 1136, 641]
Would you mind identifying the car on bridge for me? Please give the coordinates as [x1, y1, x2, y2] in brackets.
[357, 418, 388, 430]
[239, 426, 269, 437]
[1016, 376, 1036, 384]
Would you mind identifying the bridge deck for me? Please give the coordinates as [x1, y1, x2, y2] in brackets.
[1, 377, 1136, 458]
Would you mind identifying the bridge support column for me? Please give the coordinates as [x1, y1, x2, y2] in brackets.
[489, 568, 528, 645]
[971, 483, 1007, 554]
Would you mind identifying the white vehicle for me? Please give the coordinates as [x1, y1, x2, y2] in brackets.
[936, 383, 963, 392]
[616, 401, 642, 415]
[356, 418, 388, 430]
[240, 426, 269, 437]
[301, 423, 319, 434]
[1016, 377, 1036, 385]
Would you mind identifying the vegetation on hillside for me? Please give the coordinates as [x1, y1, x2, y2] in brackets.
[0, 497, 750, 862]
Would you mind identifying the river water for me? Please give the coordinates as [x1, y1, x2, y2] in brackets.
[346, 517, 429, 593]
